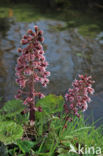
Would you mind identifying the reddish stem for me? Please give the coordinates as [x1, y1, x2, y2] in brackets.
[29, 59, 35, 124]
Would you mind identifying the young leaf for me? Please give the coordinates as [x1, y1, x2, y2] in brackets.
[0, 121, 23, 145]
[36, 94, 64, 116]
[0, 99, 26, 117]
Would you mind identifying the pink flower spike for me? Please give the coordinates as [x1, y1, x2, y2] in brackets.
[64, 75, 95, 119]
[15, 25, 50, 123]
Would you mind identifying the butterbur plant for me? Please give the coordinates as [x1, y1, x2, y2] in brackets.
[15, 26, 50, 125]
[64, 75, 95, 121]
[0, 25, 103, 156]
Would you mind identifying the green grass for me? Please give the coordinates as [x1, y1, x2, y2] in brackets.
[56, 115, 103, 155]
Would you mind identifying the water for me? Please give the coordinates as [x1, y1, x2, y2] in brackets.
[0, 19, 103, 125]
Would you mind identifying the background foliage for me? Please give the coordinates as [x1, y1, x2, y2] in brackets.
[0, 0, 103, 11]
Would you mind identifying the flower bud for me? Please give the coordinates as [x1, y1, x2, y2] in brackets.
[27, 29, 33, 34]
[20, 39, 28, 45]
[17, 48, 22, 53]
[38, 30, 43, 36]
[34, 25, 38, 32]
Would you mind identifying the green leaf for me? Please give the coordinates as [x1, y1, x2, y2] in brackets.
[14, 114, 29, 125]
[57, 148, 69, 155]
[17, 140, 36, 154]
[36, 94, 64, 136]
[8, 147, 18, 156]
[36, 94, 64, 116]
[0, 99, 26, 117]
[0, 121, 23, 145]
[71, 127, 92, 133]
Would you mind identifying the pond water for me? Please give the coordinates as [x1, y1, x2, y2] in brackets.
[0, 18, 103, 125]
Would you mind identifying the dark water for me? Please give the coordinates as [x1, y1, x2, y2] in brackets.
[0, 19, 103, 125]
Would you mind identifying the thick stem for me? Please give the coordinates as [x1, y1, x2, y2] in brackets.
[30, 103, 35, 122]
[29, 67, 35, 125]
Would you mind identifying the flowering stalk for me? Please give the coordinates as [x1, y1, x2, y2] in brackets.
[64, 75, 95, 124]
[15, 26, 50, 124]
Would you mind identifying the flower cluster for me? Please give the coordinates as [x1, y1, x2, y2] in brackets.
[15, 26, 50, 122]
[64, 75, 95, 118]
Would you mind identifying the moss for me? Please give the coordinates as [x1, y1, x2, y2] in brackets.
[67, 20, 77, 28]
[78, 24, 100, 38]
[48, 23, 67, 32]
